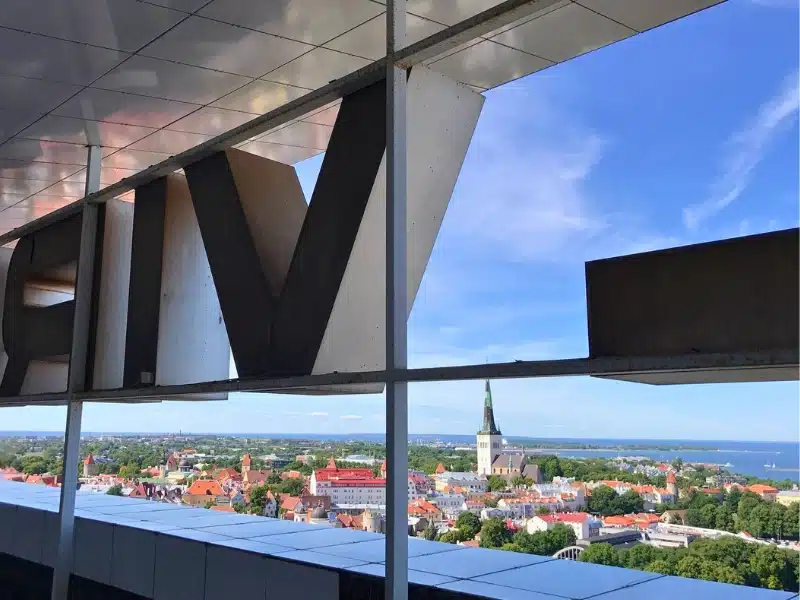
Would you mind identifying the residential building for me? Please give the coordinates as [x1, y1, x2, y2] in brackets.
[476, 379, 502, 475]
[408, 499, 443, 522]
[776, 490, 800, 507]
[747, 484, 779, 502]
[183, 480, 227, 507]
[434, 472, 488, 494]
[429, 493, 466, 518]
[310, 457, 386, 505]
[527, 513, 601, 540]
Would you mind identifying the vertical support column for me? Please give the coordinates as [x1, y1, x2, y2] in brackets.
[51, 145, 101, 600]
[385, 2, 408, 600]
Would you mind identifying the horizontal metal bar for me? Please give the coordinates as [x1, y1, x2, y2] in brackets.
[0, 350, 795, 406]
[0, 0, 554, 248]
[394, 0, 564, 67]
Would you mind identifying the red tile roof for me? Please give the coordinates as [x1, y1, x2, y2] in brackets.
[538, 512, 590, 523]
[666, 472, 677, 484]
[281, 496, 302, 511]
[83, 454, 95, 465]
[748, 484, 778, 494]
[186, 480, 224, 496]
[603, 515, 635, 526]
[241, 453, 252, 467]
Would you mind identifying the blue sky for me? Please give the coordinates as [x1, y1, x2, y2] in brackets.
[2, 0, 798, 441]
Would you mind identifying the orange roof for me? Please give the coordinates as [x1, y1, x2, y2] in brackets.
[408, 499, 441, 515]
[603, 515, 635, 526]
[211, 505, 236, 513]
[632, 513, 661, 523]
[327, 456, 338, 469]
[282, 470, 303, 480]
[748, 484, 778, 494]
[186, 480, 224, 496]
[182, 449, 197, 454]
[666, 472, 677, 484]
[241, 453, 252, 466]
[538, 512, 590, 523]
[281, 496, 302, 511]
[461, 540, 480, 547]
[83, 454, 95, 465]
[435, 463, 446, 474]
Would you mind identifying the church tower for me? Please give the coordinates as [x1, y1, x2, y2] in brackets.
[476, 380, 502, 475]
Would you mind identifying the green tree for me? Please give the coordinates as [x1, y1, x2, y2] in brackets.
[625, 545, 661, 570]
[536, 506, 552, 516]
[579, 543, 623, 567]
[643, 559, 674, 576]
[422, 520, 438, 541]
[782, 502, 799, 539]
[487, 475, 507, 492]
[511, 475, 531, 488]
[588, 485, 617, 515]
[281, 477, 305, 496]
[439, 529, 467, 544]
[248, 484, 268, 515]
[750, 545, 797, 591]
[484, 496, 499, 508]
[479, 518, 513, 549]
[232, 501, 247, 514]
[455, 512, 481, 539]
[267, 472, 282, 485]
[612, 490, 644, 515]
[204, 500, 215, 509]
[547, 524, 577, 553]
[106, 484, 122, 496]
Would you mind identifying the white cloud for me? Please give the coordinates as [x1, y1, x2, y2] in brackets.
[309, 411, 329, 417]
[340, 414, 363, 420]
[684, 70, 799, 229]
[447, 85, 609, 262]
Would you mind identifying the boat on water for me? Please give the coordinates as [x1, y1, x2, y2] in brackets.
[764, 462, 776, 469]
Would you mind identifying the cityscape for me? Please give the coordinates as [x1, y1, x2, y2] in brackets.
[1, 381, 798, 593]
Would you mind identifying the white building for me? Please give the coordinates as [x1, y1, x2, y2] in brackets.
[527, 513, 601, 541]
[476, 380, 502, 475]
[430, 493, 466, 518]
[434, 472, 488, 494]
[310, 457, 386, 506]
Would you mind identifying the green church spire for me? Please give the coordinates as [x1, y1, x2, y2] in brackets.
[479, 379, 501, 435]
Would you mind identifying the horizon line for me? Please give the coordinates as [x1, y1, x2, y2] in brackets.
[0, 430, 797, 444]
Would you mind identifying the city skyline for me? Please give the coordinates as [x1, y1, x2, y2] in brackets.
[1, 0, 798, 441]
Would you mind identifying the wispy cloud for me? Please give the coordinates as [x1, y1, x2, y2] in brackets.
[445, 83, 609, 263]
[309, 411, 328, 418]
[684, 70, 799, 229]
[340, 414, 363, 420]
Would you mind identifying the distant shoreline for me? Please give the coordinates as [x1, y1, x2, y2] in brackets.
[0, 431, 797, 445]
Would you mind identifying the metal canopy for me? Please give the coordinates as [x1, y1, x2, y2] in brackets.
[0, 0, 724, 239]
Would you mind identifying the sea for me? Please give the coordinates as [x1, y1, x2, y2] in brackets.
[2, 432, 798, 482]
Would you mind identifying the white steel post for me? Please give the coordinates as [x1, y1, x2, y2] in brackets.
[51, 145, 102, 600]
[386, 1, 409, 599]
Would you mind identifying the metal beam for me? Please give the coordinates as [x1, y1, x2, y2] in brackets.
[0, 0, 559, 248]
[50, 145, 101, 600]
[385, 0, 408, 598]
[0, 350, 795, 406]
